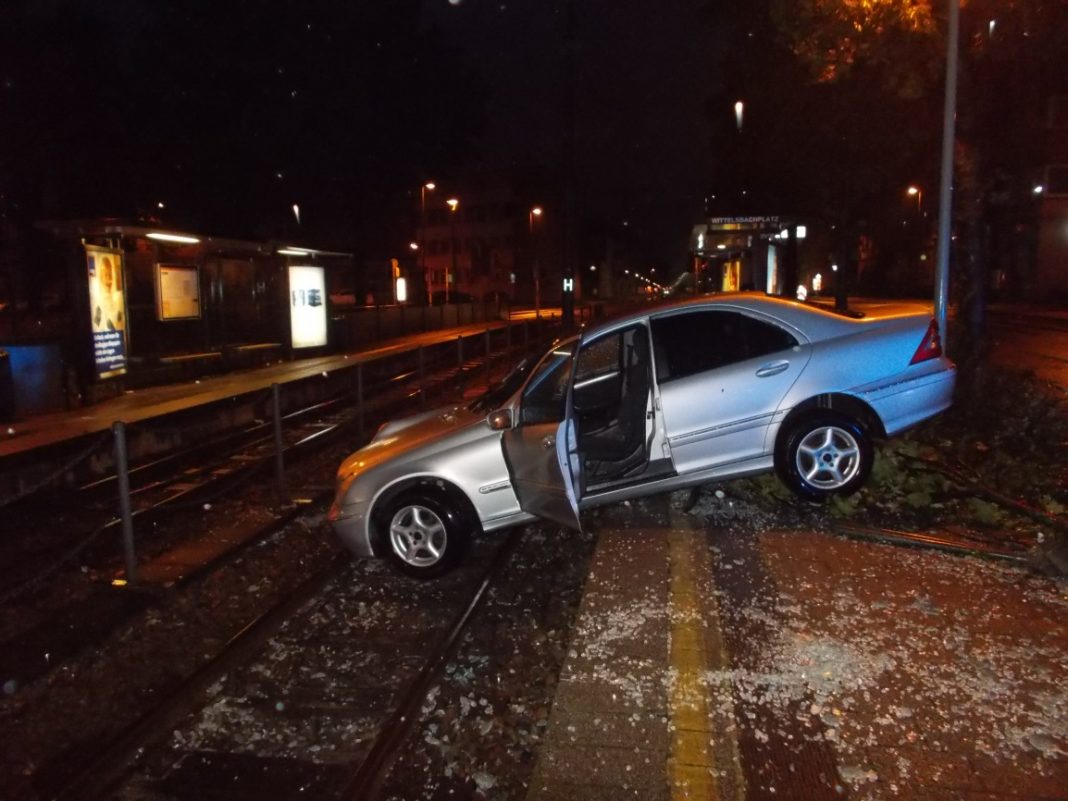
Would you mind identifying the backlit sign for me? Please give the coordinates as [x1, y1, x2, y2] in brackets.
[289, 266, 327, 348]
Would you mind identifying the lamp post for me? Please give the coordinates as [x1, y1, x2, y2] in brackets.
[529, 206, 543, 319]
[907, 185, 922, 216]
[421, 182, 435, 305]
[934, 0, 960, 345]
[446, 197, 459, 305]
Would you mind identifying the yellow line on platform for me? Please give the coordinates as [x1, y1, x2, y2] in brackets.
[668, 530, 717, 801]
[667, 526, 747, 801]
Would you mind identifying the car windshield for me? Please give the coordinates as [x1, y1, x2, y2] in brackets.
[467, 336, 578, 415]
[466, 355, 533, 414]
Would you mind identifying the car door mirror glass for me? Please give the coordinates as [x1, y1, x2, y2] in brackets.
[487, 409, 513, 430]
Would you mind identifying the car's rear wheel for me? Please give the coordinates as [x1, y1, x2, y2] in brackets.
[380, 492, 468, 579]
[777, 413, 872, 501]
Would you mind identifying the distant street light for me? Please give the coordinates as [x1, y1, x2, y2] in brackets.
[529, 206, 543, 319]
[907, 185, 923, 214]
[421, 182, 435, 305]
[292, 203, 301, 225]
[446, 197, 459, 304]
[734, 100, 744, 132]
[409, 242, 419, 250]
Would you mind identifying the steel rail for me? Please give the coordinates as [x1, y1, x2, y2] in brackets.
[38, 530, 522, 801]
[340, 528, 523, 800]
[37, 549, 352, 801]
[831, 522, 1029, 563]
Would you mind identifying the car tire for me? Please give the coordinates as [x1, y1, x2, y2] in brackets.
[378, 491, 469, 579]
[777, 413, 873, 501]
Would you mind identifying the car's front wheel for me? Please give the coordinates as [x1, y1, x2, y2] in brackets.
[379, 492, 468, 579]
[777, 413, 873, 501]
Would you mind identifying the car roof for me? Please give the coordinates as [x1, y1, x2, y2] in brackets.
[582, 292, 852, 337]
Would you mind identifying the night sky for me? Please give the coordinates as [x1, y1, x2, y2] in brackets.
[422, 0, 724, 267]
[0, 0, 725, 268]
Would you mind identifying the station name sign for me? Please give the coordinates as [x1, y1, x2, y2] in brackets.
[707, 215, 782, 226]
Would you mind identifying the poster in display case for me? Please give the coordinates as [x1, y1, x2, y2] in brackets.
[156, 264, 201, 320]
[85, 244, 127, 379]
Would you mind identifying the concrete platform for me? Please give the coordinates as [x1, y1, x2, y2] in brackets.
[529, 503, 1068, 800]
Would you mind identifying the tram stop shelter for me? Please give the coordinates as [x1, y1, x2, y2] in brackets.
[1, 220, 351, 416]
[688, 215, 807, 297]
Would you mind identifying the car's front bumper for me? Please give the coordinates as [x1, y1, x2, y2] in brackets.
[328, 496, 376, 558]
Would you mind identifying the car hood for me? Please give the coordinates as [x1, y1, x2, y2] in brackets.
[336, 404, 485, 480]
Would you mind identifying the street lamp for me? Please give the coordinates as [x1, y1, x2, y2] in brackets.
[529, 206, 543, 319]
[907, 185, 922, 215]
[446, 197, 459, 304]
[734, 100, 744, 132]
[420, 182, 435, 305]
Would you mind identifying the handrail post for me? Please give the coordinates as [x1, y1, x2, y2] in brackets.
[418, 345, 426, 406]
[457, 335, 465, 396]
[111, 421, 137, 583]
[357, 363, 365, 437]
[272, 383, 286, 502]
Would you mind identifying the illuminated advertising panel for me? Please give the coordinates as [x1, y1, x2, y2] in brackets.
[85, 245, 127, 379]
[288, 265, 327, 348]
[156, 264, 201, 320]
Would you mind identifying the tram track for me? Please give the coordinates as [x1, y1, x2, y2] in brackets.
[2, 490, 595, 801]
[0, 325, 567, 800]
[33, 528, 523, 801]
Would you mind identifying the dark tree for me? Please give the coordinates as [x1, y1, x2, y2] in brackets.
[705, 0, 1067, 319]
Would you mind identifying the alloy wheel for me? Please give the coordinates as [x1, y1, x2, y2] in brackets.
[389, 504, 448, 568]
[795, 425, 862, 490]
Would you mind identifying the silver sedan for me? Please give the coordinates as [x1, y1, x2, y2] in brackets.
[329, 293, 956, 577]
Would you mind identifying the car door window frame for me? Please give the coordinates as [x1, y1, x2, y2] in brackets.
[517, 340, 577, 425]
[650, 309, 799, 383]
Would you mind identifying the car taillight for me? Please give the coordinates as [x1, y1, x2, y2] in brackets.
[910, 319, 943, 364]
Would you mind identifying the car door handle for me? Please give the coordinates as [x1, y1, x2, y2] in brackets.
[755, 361, 790, 378]
[542, 436, 555, 449]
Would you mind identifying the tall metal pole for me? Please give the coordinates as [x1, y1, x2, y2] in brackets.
[934, 0, 960, 345]
[561, 0, 576, 328]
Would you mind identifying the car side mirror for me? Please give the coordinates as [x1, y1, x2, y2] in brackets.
[487, 409, 513, 431]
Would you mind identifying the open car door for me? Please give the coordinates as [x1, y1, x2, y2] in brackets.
[501, 340, 582, 531]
